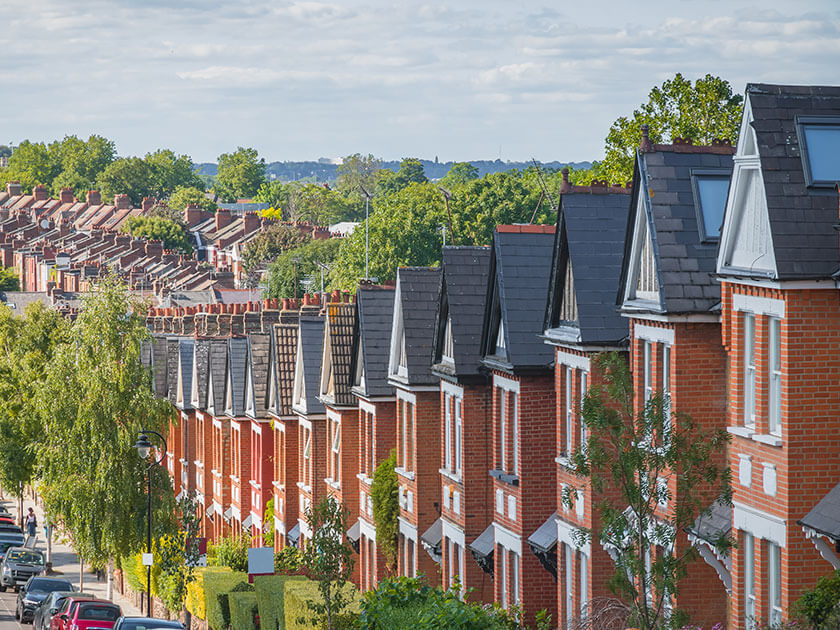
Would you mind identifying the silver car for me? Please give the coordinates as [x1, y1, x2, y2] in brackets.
[0, 547, 45, 591]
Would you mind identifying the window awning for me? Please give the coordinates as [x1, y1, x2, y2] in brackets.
[223, 507, 233, 523]
[468, 525, 495, 576]
[420, 518, 442, 563]
[346, 520, 361, 543]
[685, 498, 732, 592]
[528, 512, 558, 554]
[288, 523, 300, 548]
[242, 514, 254, 529]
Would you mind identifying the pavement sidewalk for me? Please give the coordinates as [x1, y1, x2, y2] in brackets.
[2, 495, 142, 617]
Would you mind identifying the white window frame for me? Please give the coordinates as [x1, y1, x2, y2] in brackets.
[580, 551, 588, 617]
[745, 532, 756, 630]
[510, 392, 518, 476]
[302, 425, 312, 487]
[644, 340, 653, 405]
[330, 417, 341, 483]
[769, 317, 782, 436]
[768, 541, 782, 626]
[565, 543, 574, 627]
[565, 367, 574, 455]
[580, 372, 588, 454]
[662, 344, 671, 441]
[744, 313, 756, 429]
[499, 389, 507, 472]
[445, 395, 452, 472]
[454, 398, 463, 478]
[500, 545, 508, 609]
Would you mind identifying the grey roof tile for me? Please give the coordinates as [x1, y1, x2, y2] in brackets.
[298, 316, 326, 414]
[394, 267, 441, 386]
[798, 481, 840, 540]
[226, 337, 248, 416]
[353, 286, 396, 398]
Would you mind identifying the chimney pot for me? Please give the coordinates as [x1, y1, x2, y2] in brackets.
[640, 124, 654, 153]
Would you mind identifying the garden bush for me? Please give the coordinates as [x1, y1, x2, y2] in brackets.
[229, 590, 259, 630]
[185, 566, 234, 620]
[254, 574, 308, 630]
[795, 570, 840, 628]
[207, 575, 252, 630]
[285, 578, 361, 630]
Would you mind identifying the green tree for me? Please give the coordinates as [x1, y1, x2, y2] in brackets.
[49, 135, 117, 199]
[121, 216, 193, 253]
[262, 498, 275, 548]
[439, 161, 479, 187]
[370, 450, 398, 571]
[264, 237, 341, 299]
[145, 149, 204, 198]
[97, 157, 155, 205]
[0, 267, 19, 291]
[599, 73, 743, 185]
[0, 140, 61, 192]
[300, 496, 356, 630]
[0, 146, 11, 158]
[375, 158, 427, 196]
[241, 224, 311, 275]
[214, 147, 266, 202]
[336, 153, 381, 196]
[254, 180, 292, 212]
[0, 302, 68, 512]
[37, 277, 176, 566]
[156, 491, 203, 618]
[568, 352, 732, 630]
[168, 185, 217, 213]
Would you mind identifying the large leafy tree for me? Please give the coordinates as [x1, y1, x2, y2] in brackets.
[214, 147, 266, 202]
[37, 277, 176, 565]
[596, 73, 743, 185]
[264, 237, 341, 299]
[50, 135, 117, 199]
[144, 149, 204, 199]
[97, 157, 156, 205]
[121, 216, 193, 253]
[567, 352, 731, 630]
[168, 185, 216, 213]
[0, 302, 68, 510]
[439, 161, 479, 187]
[0, 140, 61, 192]
[241, 224, 311, 274]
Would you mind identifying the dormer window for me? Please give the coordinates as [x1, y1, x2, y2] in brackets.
[691, 170, 730, 242]
[495, 319, 506, 355]
[442, 318, 454, 363]
[797, 116, 840, 187]
[398, 334, 407, 370]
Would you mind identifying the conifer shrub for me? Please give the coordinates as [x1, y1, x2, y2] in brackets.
[370, 450, 398, 569]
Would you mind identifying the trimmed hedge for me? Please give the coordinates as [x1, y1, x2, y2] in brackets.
[254, 574, 308, 630]
[284, 579, 360, 630]
[207, 576, 252, 630]
[229, 590, 259, 630]
[185, 567, 234, 620]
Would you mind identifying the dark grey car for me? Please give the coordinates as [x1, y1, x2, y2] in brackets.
[16, 577, 74, 624]
[0, 547, 45, 591]
[34, 591, 96, 630]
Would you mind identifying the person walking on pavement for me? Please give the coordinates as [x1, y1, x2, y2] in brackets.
[24, 507, 37, 546]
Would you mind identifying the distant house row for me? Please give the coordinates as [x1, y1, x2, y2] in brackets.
[0, 183, 333, 306]
[146, 83, 840, 630]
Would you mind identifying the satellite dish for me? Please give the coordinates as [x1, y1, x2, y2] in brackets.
[40, 219, 50, 229]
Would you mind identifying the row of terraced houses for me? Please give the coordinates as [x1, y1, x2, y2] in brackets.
[142, 84, 840, 629]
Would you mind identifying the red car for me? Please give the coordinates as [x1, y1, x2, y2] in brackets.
[50, 596, 121, 630]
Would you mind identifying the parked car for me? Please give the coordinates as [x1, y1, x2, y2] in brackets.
[0, 547, 46, 591]
[35, 592, 95, 630]
[16, 577, 74, 624]
[0, 521, 22, 533]
[51, 598, 121, 630]
[113, 618, 185, 630]
[0, 539, 21, 562]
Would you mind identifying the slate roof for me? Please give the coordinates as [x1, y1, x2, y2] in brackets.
[297, 316, 326, 415]
[743, 83, 840, 279]
[685, 498, 733, 573]
[271, 322, 298, 417]
[207, 339, 228, 413]
[481, 226, 555, 371]
[166, 337, 182, 404]
[432, 246, 491, 379]
[798, 481, 840, 541]
[391, 267, 441, 386]
[150, 337, 168, 398]
[177, 338, 194, 410]
[544, 191, 631, 345]
[352, 286, 396, 398]
[226, 337, 248, 417]
[192, 340, 211, 411]
[618, 145, 733, 314]
[0, 291, 50, 312]
[246, 333, 271, 419]
[321, 303, 357, 407]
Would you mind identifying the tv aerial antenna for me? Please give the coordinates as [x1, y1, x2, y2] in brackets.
[530, 158, 558, 224]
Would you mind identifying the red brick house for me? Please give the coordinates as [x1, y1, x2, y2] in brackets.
[715, 84, 840, 630]
[616, 134, 734, 627]
[244, 331, 274, 542]
[318, 300, 361, 584]
[267, 302, 301, 550]
[387, 267, 442, 584]
[349, 285, 396, 591]
[204, 338, 231, 541]
[542, 179, 631, 626]
[431, 246, 494, 603]
[224, 336, 251, 534]
[477, 225, 557, 625]
[291, 314, 328, 548]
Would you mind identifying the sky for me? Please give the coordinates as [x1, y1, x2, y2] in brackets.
[1, 0, 838, 164]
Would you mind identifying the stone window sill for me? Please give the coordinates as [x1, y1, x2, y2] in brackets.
[395, 467, 416, 481]
[489, 469, 519, 486]
[439, 468, 462, 484]
[727, 426, 782, 447]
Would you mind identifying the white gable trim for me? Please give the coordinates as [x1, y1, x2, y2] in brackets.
[388, 277, 408, 379]
[623, 192, 662, 310]
[319, 319, 334, 399]
[190, 346, 200, 408]
[245, 353, 256, 417]
[292, 334, 307, 414]
[207, 368, 217, 416]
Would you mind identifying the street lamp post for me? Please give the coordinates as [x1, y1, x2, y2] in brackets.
[134, 429, 167, 617]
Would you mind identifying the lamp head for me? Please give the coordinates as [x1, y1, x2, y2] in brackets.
[135, 432, 152, 459]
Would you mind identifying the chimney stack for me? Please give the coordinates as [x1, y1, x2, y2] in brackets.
[86, 190, 102, 205]
[6, 182, 22, 197]
[243, 211, 261, 234]
[215, 208, 232, 231]
[59, 187, 74, 204]
[231, 312, 246, 336]
[142, 197, 154, 213]
[559, 168, 572, 194]
[114, 194, 131, 210]
[639, 124, 654, 153]
[32, 185, 48, 201]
